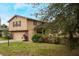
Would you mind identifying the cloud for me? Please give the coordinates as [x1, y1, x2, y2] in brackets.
[14, 3, 28, 10]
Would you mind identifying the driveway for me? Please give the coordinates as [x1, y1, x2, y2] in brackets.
[0, 40, 18, 43]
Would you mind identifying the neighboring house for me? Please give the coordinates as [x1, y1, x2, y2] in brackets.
[0, 18, 8, 37]
[0, 26, 8, 37]
[8, 15, 44, 41]
[1, 24, 8, 37]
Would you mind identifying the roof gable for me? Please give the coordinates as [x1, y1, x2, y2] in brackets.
[8, 15, 43, 22]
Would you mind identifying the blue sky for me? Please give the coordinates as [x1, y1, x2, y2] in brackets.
[0, 3, 48, 25]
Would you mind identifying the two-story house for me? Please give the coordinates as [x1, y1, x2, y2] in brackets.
[8, 15, 43, 41]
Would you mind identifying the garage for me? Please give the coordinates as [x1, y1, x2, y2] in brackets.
[12, 31, 28, 41]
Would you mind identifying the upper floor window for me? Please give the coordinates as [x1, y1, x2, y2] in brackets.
[13, 22, 16, 27]
[16, 21, 21, 26]
[18, 21, 21, 26]
[13, 21, 21, 27]
[33, 21, 37, 25]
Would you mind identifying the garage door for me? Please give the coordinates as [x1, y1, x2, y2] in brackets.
[13, 32, 25, 41]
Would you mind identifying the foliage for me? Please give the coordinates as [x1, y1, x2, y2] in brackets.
[1, 24, 13, 39]
[32, 34, 60, 44]
[33, 3, 79, 49]
[1, 24, 7, 28]
[48, 36, 61, 44]
[32, 34, 42, 42]
[41, 35, 49, 43]
[1, 24, 9, 39]
[2, 30, 9, 39]
[32, 34, 49, 43]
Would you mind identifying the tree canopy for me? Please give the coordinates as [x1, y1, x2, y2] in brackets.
[34, 3, 79, 49]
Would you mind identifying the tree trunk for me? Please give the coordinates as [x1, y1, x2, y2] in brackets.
[68, 31, 74, 49]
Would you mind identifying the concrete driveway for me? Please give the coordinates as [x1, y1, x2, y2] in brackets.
[0, 40, 18, 43]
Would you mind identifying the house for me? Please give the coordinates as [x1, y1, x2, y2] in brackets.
[8, 15, 44, 41]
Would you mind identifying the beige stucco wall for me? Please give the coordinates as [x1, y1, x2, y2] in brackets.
[27, 20, 35, 41]
[27, 20, 41, 41]
[28, 30, 34, 41]
[9, 17, 27, 31]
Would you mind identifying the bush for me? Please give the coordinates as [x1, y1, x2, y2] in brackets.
[32, 34, 42, 42]
[74, 37, 79, 46]
[41, 35, 49, 43]
[32, 34, 63, 44]
[38, 38, 44, 43]
[67, 37, 79, 49]
[48, 37, 60, 44]
[54, 37, 60, 44]
[32, 34, 49, 43]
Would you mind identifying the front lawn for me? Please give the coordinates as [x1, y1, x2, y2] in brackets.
[0, 37, 8, 41]
[0, 42, 79, 56]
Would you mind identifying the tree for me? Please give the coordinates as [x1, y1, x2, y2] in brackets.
[1, 24, 8, 38]
[1, 24, 7, 28]
[34, 3, 79, 49]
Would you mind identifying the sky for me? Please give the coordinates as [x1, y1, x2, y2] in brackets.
[0, 3, 48, 25]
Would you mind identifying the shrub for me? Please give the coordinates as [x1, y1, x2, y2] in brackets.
[32, 34, 50, 43]
[38, 37, 44, 43]
[48, 37, 60, 44]
[32, 34, 62, 44]
[54, 37, 60, 44]
[74, 37, 79, 46]
[32, 34, 42, 42]
[41, 35, 49, 43]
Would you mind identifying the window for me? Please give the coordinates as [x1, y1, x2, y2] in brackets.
[16, 21, 18, 26]
[13, 22, 16, 27]
[33, 21, 37, 25]
[16, 21, 21, 26]
[18, 21, 21, 26]
[13, 21, 21, 27]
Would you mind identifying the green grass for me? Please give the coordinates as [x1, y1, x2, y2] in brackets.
[0, 37, 8, 40]
[0, 42, 79, 56]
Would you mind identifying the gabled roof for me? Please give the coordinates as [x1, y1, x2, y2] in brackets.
[8, 15, 43, 22]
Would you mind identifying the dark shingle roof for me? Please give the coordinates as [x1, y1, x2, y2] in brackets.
[8, 15, 43, 22]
